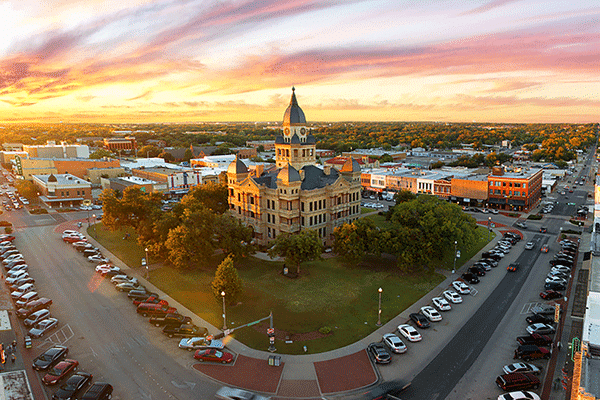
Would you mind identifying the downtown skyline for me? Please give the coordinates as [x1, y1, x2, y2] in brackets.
[0, 0, 598, 124]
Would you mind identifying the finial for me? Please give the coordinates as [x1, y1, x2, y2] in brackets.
[292, 86, 295, 92]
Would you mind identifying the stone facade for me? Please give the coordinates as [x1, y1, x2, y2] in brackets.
[227, 89, 362, 246]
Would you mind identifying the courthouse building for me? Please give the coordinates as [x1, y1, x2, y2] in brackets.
[227, 88, 362, 246]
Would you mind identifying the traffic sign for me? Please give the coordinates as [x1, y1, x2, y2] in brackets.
[206, 335, 213, 341]
[223, 329, 232, 336]
[267, 328, 275, 335]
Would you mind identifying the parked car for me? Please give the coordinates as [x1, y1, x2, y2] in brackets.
[150, 313, 192, 327]
[15, 291, 39, 307]
[128, 290, 156, 301]
[397, 324, 422, 342]
[526, 323, 556, 335]
[42, 359, 79, 385]
[162, 324, 208, 338]
[382, 333, 407, 354]
[367, 342, 392, 364]
[214, 386, 270, 400]
[115, 282, 146, 292]
[539, 227, 547, 233]
[469, 265, 487, 275]
[545, 276, 567, 285]
[514, 344, 551, 361]
[443, 290, 462, 304]
[431, 296, 451, 311]
[9, 276, 35, 290]
[526, 313, 554, 325]
[502, 362, 541, 376]
[461, 273, 480, 284]
[52, 371, 93, 400]
[111, 275, 138, 285]
[178, 337, 225, 351]
[193, 349, 235, 363]
[33, 345, 68, 371]
[497, 391, 541, 400]
[530, 304, 555, 315]
[551, 265, 571, 274]
[409, 313, 430, 329]
[132, 295, 168, 307]
[517, 333, 553, 347]
[515, 222, 527, 229]
[452, 280, 470, 294]
[23, 309, 51, 327]
[88, 255, 110, 264]
[420, 306, 442, 322]
[29, 318, 59, 338]
[81, 382, 113, 400]
[95, 264, 120, 276]
[496, 372, 540, 391]
[17, 297, 52, 319]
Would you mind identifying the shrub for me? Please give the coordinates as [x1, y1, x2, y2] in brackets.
[318, 326, 332, 334]
[4, 227, 12, 234]
[0, 221, 12, 227]
[527, 214, 543, 220]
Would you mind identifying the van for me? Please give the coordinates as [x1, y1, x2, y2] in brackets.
[495, 372, 540, 391]
[23, 309, 51, 327]
[136, 303, 177, 317]
[513, 344, 551, 361]
[15, 291, 39, 308]
[17, 297, 52, 319]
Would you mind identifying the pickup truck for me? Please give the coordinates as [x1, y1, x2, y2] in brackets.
[517, 333, 552, 347]
[149, 313, 192, 327]
[162, 324, 208, 338]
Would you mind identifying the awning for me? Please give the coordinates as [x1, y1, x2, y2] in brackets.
[39, 196, 84, 203]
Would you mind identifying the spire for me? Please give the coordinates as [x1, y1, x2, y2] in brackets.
[290, 86, 298, 105]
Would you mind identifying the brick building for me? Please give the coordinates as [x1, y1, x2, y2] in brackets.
[32, 173, 92, 208]
[487, 167, 543, 211]
[104, 137, 137, 151]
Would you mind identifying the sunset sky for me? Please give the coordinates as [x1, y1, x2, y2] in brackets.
[0, 0, 598, 123]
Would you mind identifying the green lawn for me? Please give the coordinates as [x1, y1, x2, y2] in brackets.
[88, 222, 490, 354]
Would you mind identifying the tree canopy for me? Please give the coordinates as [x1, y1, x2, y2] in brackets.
[268, 230, 323, 274]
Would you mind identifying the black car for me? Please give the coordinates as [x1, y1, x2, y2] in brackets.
[545, 281, 566, 291]
[52, 371, 93, 400]
[33, 345, 68, 371]
[367, 342, 391, 364]
[504, 232, 521, 241]
[127, 290, 157, 301]
[461, 273, 480, 284]
[507, 263, 520, 272]
[468, 266, 486, 276]
[550, 259, 573, 267]
[526, 313, 554, 325]
[409, 313, 430, 329]
[81, 382, 113, 400]
[540, 227, 547, 233]
[482, 252, 502, 261]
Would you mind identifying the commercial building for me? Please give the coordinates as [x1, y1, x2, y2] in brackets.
[227, 88, 362, 246]
[131, 166, 225, 195]
[343, 148, 407, 162]
[23, 141, 89, 159]
[32, 173, 92, 208]
[14, 157, 121, 181]
[487, 166, 543, 212]
[246, 140, 275, 151]
[104, 137, 136, 151]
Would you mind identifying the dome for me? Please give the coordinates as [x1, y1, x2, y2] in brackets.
[282, 87, 306, 125]
[227, 157, 248, 174]
[340, 158, 361, 173]
[48, 174, 57, 182]
[277, 163, 301, 183]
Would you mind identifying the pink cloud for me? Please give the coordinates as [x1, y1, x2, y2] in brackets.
[460, 0, 523, 16]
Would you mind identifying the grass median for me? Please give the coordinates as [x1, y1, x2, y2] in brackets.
[88, 222, 490, 354]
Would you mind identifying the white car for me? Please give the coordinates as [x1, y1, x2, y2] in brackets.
[497, 391, 541, 400]
[451, 281, 470, 295]
[432, 296, 451, 311]
[88, 255, 110, 264]
[551, 266, 571, 274]
[526, 323, 556, 335]
[382, 333, 407, 353]
[420, 306, 442, 322]
[397, 324, 422, 342]
[545, 276, 567, 285]
[502, 362, 541, 375]
[494, 246, 510, 254]
[95, 264, 120, 275]
[215, 386, 270, 400]
[524, 242, 535, 250]
[178, 337, 225, 351]
[111, 275, 138, 285]
[443, 290, 462, 304]
[488, 250, 505, 258]
[515, 222, 527, 229]
[491, 209, 499, 214]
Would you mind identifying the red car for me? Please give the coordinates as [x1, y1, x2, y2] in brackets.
[540, 290, 562, 300]
[63, 235, 87, 243]
[193, 349, 234, 364]
[0, 235, 15, 242]
[132, 296, 168, 307]
[42, 359, 79, 385]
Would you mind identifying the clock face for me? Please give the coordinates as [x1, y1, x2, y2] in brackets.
[284, 128, 290, 135]
[300, 128, 306, 134]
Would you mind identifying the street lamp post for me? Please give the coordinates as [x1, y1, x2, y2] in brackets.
[221, 291, 227, 330]
[145, 247, 149, 278]
[92, 214, 96, 237]
[452, 240, 457, 274]
[376, 288, 382, 326]
[488, 216, 492, 241]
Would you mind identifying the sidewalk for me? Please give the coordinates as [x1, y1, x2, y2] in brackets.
[66, 218, 509, 399]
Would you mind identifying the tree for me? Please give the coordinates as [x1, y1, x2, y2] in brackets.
[89, 149, 115, 159]
[267, 230, 323, 275]
[164, 207, 217, 269]
[183, 149, 193, 161]
[211, 255, 243, 304]
[13, 180, 38, 200]
[180, 182, 228, 214]
[333, 219, 380, 264]
[138, 145, 161, 158]
[215, 214, 255, 257]
[394, 189, 417, 204]
[158, 151, 175, 162]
